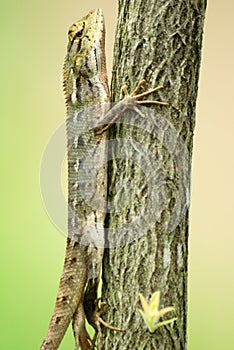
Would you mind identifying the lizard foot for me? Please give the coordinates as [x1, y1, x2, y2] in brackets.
[90, 299, 125, 350]
[121, 79, 169, 106]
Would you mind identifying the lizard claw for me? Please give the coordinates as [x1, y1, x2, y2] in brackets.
[121, 84, 129, 96]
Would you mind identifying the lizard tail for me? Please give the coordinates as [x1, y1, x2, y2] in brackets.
[40, 238, 89, 350]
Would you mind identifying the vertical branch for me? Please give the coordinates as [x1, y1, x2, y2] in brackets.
[103, 1, 206, 349]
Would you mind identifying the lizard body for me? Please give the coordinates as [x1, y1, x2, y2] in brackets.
[41, 8, 167, 350]
[41, 9, 109, 350]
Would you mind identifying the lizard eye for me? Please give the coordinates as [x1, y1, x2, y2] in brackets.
[68, 22, 85, 41]
[76, 28, 84, 37]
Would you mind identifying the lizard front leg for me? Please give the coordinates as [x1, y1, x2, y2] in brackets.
[95, 80, 168, 135]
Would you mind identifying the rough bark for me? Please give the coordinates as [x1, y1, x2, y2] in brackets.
[102, 0, 206, 349]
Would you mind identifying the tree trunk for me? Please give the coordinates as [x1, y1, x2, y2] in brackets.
[102, 0, 206, 349]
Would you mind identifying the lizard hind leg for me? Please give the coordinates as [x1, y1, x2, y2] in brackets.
[90, 299, 125, 350]
[72, 302, 93, 350]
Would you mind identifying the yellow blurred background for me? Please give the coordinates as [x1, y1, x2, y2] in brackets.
[0, 0, 233, 349]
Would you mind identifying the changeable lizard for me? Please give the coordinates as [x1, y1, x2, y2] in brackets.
[41, 8, 167, 350]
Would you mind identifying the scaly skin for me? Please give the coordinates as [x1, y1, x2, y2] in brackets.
[41, 9, 110, 350]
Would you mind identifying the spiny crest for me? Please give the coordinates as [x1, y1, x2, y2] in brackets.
[62, 59, 70, 110]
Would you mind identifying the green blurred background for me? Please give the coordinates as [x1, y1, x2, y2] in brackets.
[1, 0, 233, 349]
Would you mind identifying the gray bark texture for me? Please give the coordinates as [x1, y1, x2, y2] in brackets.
[102, 0, 206, 349]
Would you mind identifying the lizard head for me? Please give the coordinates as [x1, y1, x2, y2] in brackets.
[63, 9, 109, 113]
[66, 8, 106, 79]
